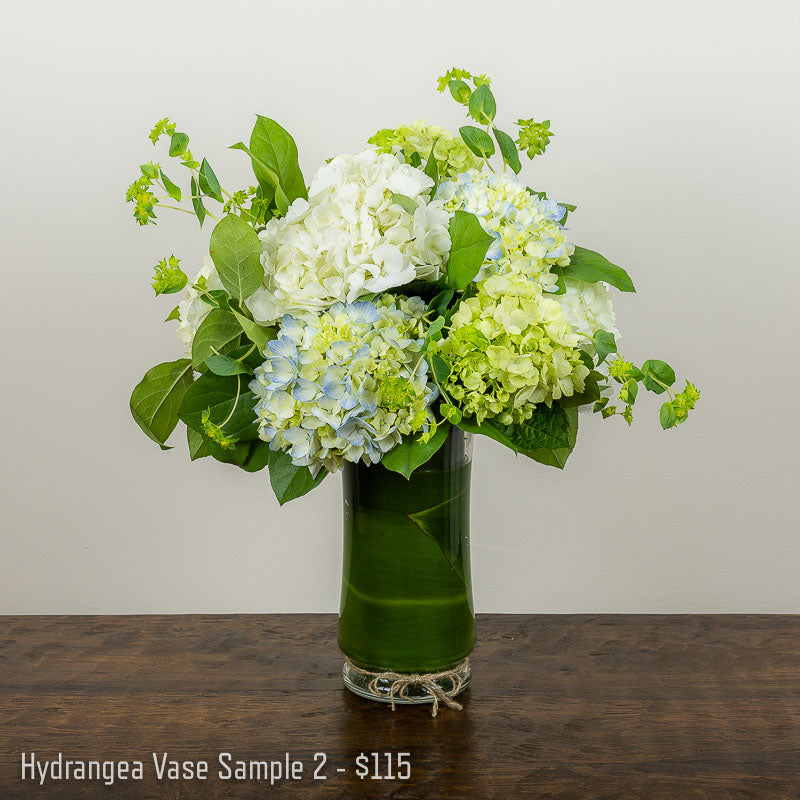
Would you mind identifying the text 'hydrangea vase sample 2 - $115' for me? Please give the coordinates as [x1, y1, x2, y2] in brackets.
[126, 69, 700, 714]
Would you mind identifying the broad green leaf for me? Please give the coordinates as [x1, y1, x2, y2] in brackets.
[446, 210, 494, 289]
[407, 151, 422, 168]
[468, 84, 496, 125]
[140, 162, 159, 179]
[178, 372, 260, 441]
[440, 404, 462, 424]
[406, 495, 467, 584]
[130, 359, 193, 449]
[168, 131, 189, 157]
[159, 169, 181, 201]
[391, 193, 418, 214]
[426, 316, 445, 341]
[563, 246, 636, 293]
[204, 353, 253, 376]
[660, 401, 678, 430]
[187, 426, 210, 460]
[199, 158, 224, 203]
[448, 79, 471, 104]
[593, 330, 617, 363]
[268, 449, 326, 505]
[230, 141, 280, 202]
[164, 305, 181, 322]
[620, 378, 638, 404]
[429, 354, 450, 383]
[641, 359, 676, 394]
[249, 116, 307, 203]
[190, 175, 206, 226]
[526, 405, 579, 469]
[493, 129, 521, 174]
[232, 310, 276, 349]
[381, 423, 451, 479]
[459, 125, 495, 159]
[191, 309, 242, 369]
[209, 214, 264, 302]
[459, 403, 572, 456]
[427, 289, 454, 317]
[205, 437, 271, 472]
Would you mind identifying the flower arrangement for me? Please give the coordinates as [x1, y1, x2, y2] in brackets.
[128, 68, 699, 503]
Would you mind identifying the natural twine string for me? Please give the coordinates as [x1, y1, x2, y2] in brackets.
[345, 658, 469, 717]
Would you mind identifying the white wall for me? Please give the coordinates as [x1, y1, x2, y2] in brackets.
[2, 0, 798, 613]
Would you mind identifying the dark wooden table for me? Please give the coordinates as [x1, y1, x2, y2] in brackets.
[1, 615, 799, 799]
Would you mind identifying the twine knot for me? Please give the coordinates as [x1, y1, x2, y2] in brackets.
[345, 658, 469, 717]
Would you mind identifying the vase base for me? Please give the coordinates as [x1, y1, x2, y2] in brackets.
[342, 659, 471, 705]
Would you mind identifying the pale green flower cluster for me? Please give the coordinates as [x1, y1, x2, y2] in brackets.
[368, 120, 481, 179]
[436, 274, 590, 425]
[437, 169, 574, 291]
[250, 296, 436, 475]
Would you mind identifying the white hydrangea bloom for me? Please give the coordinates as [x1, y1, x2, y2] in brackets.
[254, 149, 451, 322]
[176, 255, 223, 352]
[557, 278, 619, 339]
[437, 169, 573, 291]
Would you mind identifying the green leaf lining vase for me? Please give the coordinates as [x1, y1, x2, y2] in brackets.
[339, 427, 475, 705]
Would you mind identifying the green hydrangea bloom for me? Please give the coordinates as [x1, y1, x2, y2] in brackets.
[368, 120, 481, 179]
[437, 273, 590, 424]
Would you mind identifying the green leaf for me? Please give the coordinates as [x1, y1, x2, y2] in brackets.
[446, 210, 494, 289]
[641, 359, 676, 394]
[168, 132, 189, 157]
[526, 405, 579, 469]
[190, 175, 206, 227]
[459, 403, 572, 456]
[164, 305, 181, 322]
[268, 449, 326, 505]
[440, 404, 462, 424]
[407, 151, 422, 168]
[209, 214, 264, 302]
[427, 289, 454, 317]
[459, 125, 495, 159]
[493, 129, 521, 174]
[429, 354, 450, 383]
[448, 79, 471, 104]
[230, 141, 279, 203]
[232, 310, 276, 349]
[426, 316, 445, 341]
[204, 353, 253, 376]
[198, 158, 224, 203]
[249, 116, 307, 203]
[206, 437, 272, 472]
[620, 378, 639, 404]
[593, 330, 617, 363]
[159, 169, 181, 202]
[130, 359, 193, 449]
[423, 141, 439, 187]
[187, 426, 210, 460]
[391, 193, 418, 214]
[178, 372, 259, 442]
[467, 84, 496, 125]
[381, 423, 451, 479]
[140, 162, 159, 179]
[563, 246, 636, 293]
[660, 401, 678, 430]
[191, 309, 242, 369]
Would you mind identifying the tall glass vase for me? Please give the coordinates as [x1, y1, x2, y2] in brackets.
[338, 427, 475, 705]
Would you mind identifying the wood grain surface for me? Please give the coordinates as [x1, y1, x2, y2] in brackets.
[1, 614, 799, 799]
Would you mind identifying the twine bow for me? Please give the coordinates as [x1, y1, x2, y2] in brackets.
[345, 658, 469, 717]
